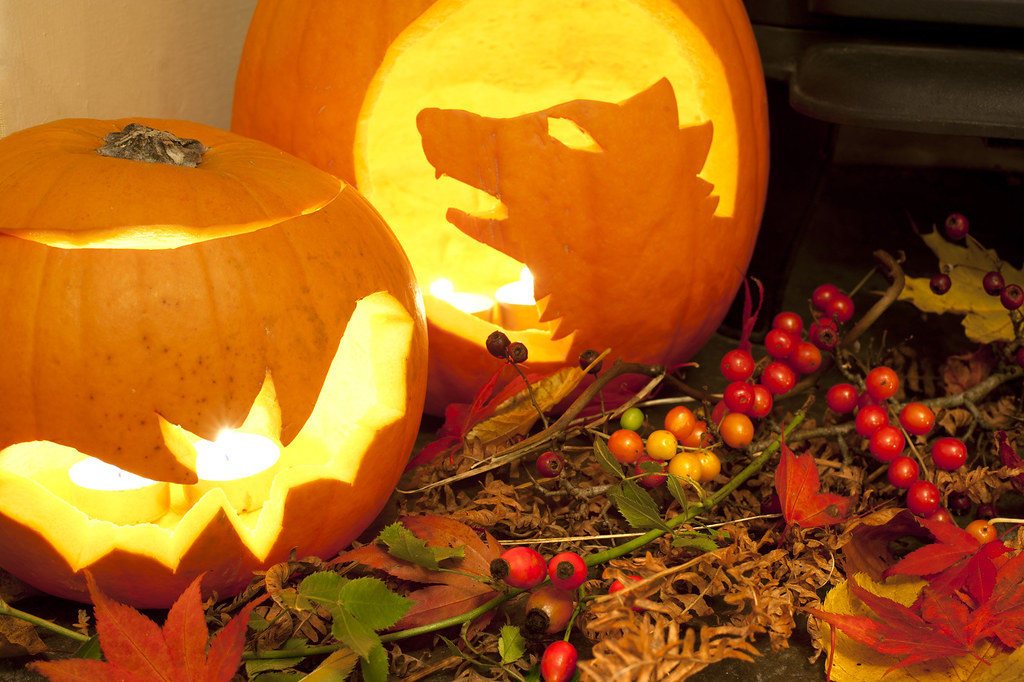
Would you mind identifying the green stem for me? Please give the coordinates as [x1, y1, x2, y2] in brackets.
[0, 600, 90, 643]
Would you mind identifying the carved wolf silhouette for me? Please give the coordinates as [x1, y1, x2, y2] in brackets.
[417, 78, 748, 364]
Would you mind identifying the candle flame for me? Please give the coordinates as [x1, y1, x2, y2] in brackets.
[495, 267, 535, 305]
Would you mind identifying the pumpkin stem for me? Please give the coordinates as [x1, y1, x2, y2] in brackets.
[96, 123, 207, 167]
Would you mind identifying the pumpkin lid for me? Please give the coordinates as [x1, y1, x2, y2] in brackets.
[0, 117, 342, 248]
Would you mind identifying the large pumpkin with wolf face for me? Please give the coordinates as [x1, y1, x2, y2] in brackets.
[0, 117, 427, 608]
[232, 0, 768, 413]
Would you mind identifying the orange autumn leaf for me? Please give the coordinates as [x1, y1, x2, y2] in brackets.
[30, 572, 254, 682]
[774, 444, 851, 529]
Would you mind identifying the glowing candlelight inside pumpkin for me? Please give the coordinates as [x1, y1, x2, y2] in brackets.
[429, 278, 496, 320]
[194, 431, 280, 481]
[496, 267, 540, 329]
[69, 458, 170, 524]
[184, 431, 281, 513]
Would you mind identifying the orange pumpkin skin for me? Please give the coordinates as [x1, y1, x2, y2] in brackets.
[233, 0, 769, 414]
[0, 118, 427, 607]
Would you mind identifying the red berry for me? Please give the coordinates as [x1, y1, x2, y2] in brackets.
[548, 551, 587, 591]
[977, 502, 998, 520]
[855, 404, 889, 438]
[811, 283, 841, 312]
[948, 491, 972, 514]
[825, 293, 855, 324]
[929, 273, 952, 295]
[808, 317, 839, 350]
[749, 384, 774, 418]
[634, 457, 667, 489]
[906, 480, 941, 517]
[720, 349, 755, 382]
[869, 425, 905, 463]
[540, 641, 578, 682]
[944, 213, 969, 240]
[764, 328, 796, 359]
[931, 437, 967, 471]
[525, 585, 576, 634]
[865, 366, 899, 401]
[898, 402, 935, 436]
[887, 456, 919, 489]
[788, 341, 822, 374]
[490, 546, 546, 589]
[761, 362, 797, 395]
[761, 492, 783, 516]
[537, 451, 564, 477]
[578, 349, 603, 374]
[927, 507, 953, 524]
[608, 575, 644, 612]
[772, 311, 804, 336]
[1001, 284, 1023, 311]
[723, 381, 755, 414]
[983, 270, 1005, 296]
[826, 383, 859, 413]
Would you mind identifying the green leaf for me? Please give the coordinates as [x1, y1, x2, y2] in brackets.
[377, 522, 464, 570]
[340, 577, 414, 632]
[498, 624, 526, 664]
[71, 634, 103, 660]
[244, 638, 307, 675]
[360, 642, 390, 682]
[666, 471, 705, 509]
[670, 533, 720, 552]
[331, 607, 380, 659]
[295, 571, 349, 613]
[593, 438, 626, 479]
[609, 480, 669, 530]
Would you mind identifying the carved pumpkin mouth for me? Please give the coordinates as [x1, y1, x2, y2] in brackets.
[0, 289, 415, 569]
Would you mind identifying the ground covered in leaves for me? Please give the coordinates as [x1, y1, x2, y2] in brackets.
[2, 230, 1024, 682]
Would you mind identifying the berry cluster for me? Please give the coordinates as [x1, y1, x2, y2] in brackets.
[929, 213, 1023, 311]
[824, 362, 980, 519]
[605, 404, 721, 490]
[489, 546, 590, 681]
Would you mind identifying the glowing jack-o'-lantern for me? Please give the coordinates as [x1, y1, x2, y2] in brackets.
[0, 118, 427, 608]
[232, 0, 768, 413]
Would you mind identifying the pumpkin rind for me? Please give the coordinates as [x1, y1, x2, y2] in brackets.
[0, 118, 427, 607]
[232, 0, 769, 413]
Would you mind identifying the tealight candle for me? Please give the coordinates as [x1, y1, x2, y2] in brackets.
[496, 267, 540, 330]
[183, 431, 281, 513]
[430, 278, 496, 322]
[69, 458, 170, 524]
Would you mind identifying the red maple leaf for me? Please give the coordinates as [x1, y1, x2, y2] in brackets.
[807, 575, 979, 672]
[966, 549, 1024, 649]
[30, 572, 254, 682]
[334, 515, 503, 633]
[774, 444, 851, 528]
[882, 515, 1011, 604]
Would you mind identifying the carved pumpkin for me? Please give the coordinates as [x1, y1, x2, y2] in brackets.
[0, 118, 427, 608]
[232, 0, 768, 413]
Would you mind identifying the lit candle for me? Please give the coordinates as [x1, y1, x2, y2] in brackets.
[429, 278, 496, 321]
[184, 431, 281, 513]
[69, 458, 170, 524]
[495, 267, 541, 329]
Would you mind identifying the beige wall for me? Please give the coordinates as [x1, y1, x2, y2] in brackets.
[0, 0, 258, 137]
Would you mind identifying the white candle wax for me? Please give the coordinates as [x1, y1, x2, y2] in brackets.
[70, 457, 159, 491]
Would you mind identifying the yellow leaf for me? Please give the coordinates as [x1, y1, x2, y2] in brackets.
[815, 572, 1024, 681]
[899, 228, 1023, 343]
[465, 366, 586, 448]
